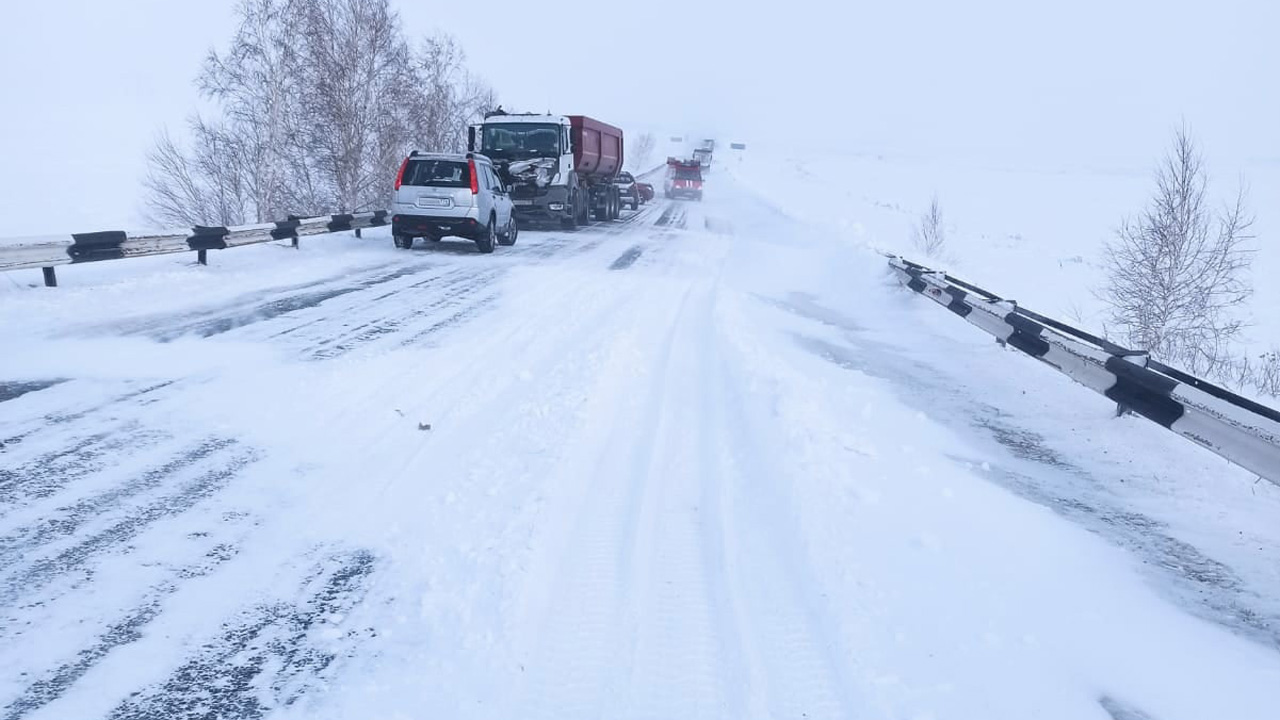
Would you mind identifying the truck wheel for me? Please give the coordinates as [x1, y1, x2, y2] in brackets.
[630, 195, 639, 211]
[476, 219, 496, 254]
[561, 201, 578, 230]
[393, 234, 413, 249]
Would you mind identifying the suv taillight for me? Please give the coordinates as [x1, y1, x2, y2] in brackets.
[394, 157, 410, 190]
[468, 159, 479, 195]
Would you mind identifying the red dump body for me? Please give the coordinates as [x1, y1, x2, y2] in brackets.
[568, 116, 624, 180]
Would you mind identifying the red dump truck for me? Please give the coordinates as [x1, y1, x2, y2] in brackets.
[468, 110, 624, 228]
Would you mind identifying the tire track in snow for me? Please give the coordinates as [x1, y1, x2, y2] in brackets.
[616, 283, 743, 719]
[0, 380, 176, 450]
[0, 437, 238, 574]
[0, 540, 242, 720]
[513, 288, 696, 718]
[143, 264, 433, 343]
[103, 549, 377, 720]
[709, 308, 862, 718]
[0, 422, 170, 519]
[305, 267, 503, 359]
[0, 443, 260, 610]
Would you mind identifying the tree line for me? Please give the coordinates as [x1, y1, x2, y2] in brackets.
[144, 0, 495, 228]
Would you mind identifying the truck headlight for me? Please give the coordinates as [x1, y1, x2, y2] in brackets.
[548, 203, 565, 211]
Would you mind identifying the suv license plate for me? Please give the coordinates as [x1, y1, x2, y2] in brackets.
[513, 199, 534, 206]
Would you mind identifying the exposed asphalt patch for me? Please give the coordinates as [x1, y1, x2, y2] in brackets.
[609, 246, 644, 271]
[0, 421, 169, 517]
[0, 437, 239, 574]
[105, 549, 377, 720]
[0, 381, 66, 405]
[0, 446, 260, 608]
[704, 216, 734, 235]
[2, 380, 180, 450]
[0, 542, 241, 720]
[307, 269, 503, 360]
[147, 265, 430, 342]
[1099, 696, 1158, 720]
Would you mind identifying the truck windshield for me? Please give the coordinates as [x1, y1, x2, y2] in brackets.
[481, 123, 561, 159]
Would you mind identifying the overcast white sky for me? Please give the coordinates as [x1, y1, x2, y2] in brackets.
[1, 0, 1276, 236]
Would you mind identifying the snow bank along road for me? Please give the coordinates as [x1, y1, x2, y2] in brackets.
[2, 172, 1279, 720]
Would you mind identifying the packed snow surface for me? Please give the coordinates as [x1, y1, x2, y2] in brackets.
[1, 165, 1278, 720]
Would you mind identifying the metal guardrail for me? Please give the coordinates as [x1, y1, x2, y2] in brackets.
[0, 160, 671, 289]
[0, 211, 389, 287]
[888, 255, 1280, 486]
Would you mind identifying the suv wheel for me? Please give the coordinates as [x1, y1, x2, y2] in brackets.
[476, 218, 497, 254]
[393, 234, 413, 249]
[499, 217, 518, 246]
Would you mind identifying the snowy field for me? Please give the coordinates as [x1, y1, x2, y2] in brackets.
[2, 164, 1279, 719]
[726, 146, 1280, 354]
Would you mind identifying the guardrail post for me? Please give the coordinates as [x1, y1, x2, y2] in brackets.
[292, 236, 299, 249]
[355, 228, 362, 239]
[42, 267, 57, 287]
[197, 249, 208, 265]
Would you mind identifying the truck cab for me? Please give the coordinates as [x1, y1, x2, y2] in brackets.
[469, 111, 624, 229]
[664, 158, 704, 201]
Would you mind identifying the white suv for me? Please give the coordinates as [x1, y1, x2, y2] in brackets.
[391, 151, 517, 253]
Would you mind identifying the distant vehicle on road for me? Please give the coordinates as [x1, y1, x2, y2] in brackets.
[390, 151, 517, 254]
[612, 171, 642, 210]
[664, 157, 704, 201]
[693, 147, 712, 173]
[636, 181, 655, 204]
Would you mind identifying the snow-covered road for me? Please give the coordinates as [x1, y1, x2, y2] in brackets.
[2, 171, 1279, 719]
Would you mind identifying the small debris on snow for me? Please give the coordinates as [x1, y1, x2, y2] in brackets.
[419, 422, 432, 431]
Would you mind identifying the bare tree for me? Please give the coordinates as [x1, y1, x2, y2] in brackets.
[1226, 349, 1280, 398]
[629, 132, 656, 172]
[141, 0, 495, 224]
[292, 0, 419, 212]
[142, 125, 252, 228]
[413, 33, 496, 154]
[198, 0, 300, 221]
[1099, 125, 1254, 376]
[911, 194, 946, 258]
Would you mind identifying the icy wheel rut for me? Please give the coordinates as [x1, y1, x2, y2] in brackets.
[513, 265, 854, 719]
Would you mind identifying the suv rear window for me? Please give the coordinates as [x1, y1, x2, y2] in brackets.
[673, 168, 701, 180]
[615, 173, 633, 183]
[402, 159, 470, 188]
